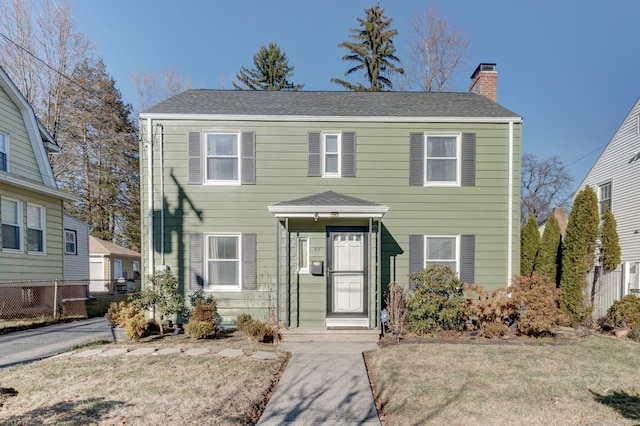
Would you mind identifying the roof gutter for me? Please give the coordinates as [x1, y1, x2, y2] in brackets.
[139, 113, 522, 124]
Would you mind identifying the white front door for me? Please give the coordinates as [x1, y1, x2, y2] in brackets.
[328, 231, 367, 320]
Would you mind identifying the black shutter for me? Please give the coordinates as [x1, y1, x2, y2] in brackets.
[408, 234, 424, 289]
[409, 133, 424, 186]
[461, 133, 476, 186]
[189, 233, 204, 290]
[188, 132, 202, 184]
[460, 235, 475, 284]
[308, 132, 321, 176]
[342, 131, 356, 177]
[242, 233, 257, 290]
[241, 131, 256, 185]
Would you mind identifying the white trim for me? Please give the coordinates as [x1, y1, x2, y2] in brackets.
[322, 132, 341, 178]
[0, 172, 79, 201]
[140, 113, 523, 124]
[424, 133, 461, 187]
[203, 131, 241, 185]
[296, 236, 310, 274]
[424, 235, 460, 273]
[268, 204, 389, 219]
[0, 132, 9, 172]
[507, 121, 514, 287]
[326, 317, 369, 328]
[1, 197, 23, 253]
[26, 203, 46, 255]
[205, 233, 242, 292]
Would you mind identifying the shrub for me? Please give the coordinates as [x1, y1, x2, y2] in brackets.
[107, 301, 148, 340]
[511, 274, 570, 337]
[132, 269, 186, 335]
[384, 282, 407, 336]
[483, 322, 508, 338]
[606, 295, 640, 330]
[236, 313, 278, 343]
[184, 321, 215, 339]
[406, 265, 471, 334]
[465, 283, 518, 330]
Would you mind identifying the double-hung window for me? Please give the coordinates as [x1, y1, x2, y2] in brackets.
[64, 229, 77, 255]
[425, 235, 460, 272]
[599, 182, 612, 214]
[323, 133, 341, 177]
[0, 133, 8, 172]
[205, 133, 240, 184]
[425, 134, 461, 186]
[27, 204, 45, 253]
[2, 198, 22, 251]
[206, 234, 241, 291]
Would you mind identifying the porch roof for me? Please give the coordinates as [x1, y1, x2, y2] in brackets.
[267, 191, 389, 219]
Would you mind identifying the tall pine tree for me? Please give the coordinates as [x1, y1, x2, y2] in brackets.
[560, 186, 599, 324]
[535, 214, 562, 284]
[520, 214, 540, 277]
[233, 42, 303, 91]
[331, 2, 404, 91]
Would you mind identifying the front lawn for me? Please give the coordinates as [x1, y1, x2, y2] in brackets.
[366, 334, 640, 425]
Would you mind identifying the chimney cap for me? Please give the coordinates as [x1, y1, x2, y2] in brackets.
[470, 63, 497, 80]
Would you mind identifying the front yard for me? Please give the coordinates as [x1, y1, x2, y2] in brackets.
[1, 331, 639, 425]
[366, 333, 640, 425]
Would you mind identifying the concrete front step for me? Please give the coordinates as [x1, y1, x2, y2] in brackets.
[280, 327, 380, 343]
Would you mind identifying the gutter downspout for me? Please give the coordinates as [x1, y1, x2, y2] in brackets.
[285, 217, 290, 327]
[147, 119, 154, 275]
[377, 219, 382, 328]
[507, 120, 514, 287]
[275, 219, 280, 327]
[157, 124, 164, 266]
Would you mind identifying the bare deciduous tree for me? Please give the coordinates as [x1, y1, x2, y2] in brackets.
[398, 2, 471, 92]
[129, 68, 193, 113]
[521, 153, 574, 226]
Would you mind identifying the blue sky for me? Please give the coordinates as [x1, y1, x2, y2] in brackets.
[70, 0, 640, 191]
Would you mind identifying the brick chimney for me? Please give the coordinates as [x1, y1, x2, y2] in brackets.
[469, 63, 497, 102]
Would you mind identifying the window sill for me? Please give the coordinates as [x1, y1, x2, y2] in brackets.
[205, 287, 242, 293]
[203, 181, 241, 186]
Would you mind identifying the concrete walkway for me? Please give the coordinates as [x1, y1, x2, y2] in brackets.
[258, 342, 381, 425]
[0, 317, 112, 368]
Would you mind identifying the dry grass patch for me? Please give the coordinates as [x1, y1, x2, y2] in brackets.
[366, 334, 640, 425]
[0, 333, 288, 425]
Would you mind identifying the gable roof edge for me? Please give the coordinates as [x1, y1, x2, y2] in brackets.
[0, 66, 57, 188]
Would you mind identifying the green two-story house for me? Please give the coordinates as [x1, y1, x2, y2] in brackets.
[139, 64, 522, 335]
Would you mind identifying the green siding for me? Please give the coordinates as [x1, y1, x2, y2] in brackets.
[140, 117, 521, 324]
[0, 85, 42, 183]
[0, 185, 64, 280]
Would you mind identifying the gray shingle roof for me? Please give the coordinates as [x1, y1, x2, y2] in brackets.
[273, 191, 381, 207]
[142, 90, 519, 119]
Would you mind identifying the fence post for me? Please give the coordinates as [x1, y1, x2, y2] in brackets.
[53, 280, 58, 318]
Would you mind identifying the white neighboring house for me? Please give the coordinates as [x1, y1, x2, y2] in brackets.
[89, 236, 141, 293]
[63, 214, 90, 282]
[578, 97, 640, 302]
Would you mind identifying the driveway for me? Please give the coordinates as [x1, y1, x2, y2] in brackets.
[0, 317, 112, 368]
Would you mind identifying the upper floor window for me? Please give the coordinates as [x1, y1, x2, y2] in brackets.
[2, 198, 22, 251]
[323, 133, 341, 177]
[425, 235, 460, 272]
[27, 204, 45, 253]
[599, 182, 612, 214]
[425, 134, 461, 186]
[0, 133, 8, 172]
[206, 234, 241, 291]
[64, 229, 77, 255]
[205, 133, 240, 184]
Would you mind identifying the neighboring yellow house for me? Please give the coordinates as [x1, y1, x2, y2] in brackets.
[89, 236, 141, 293]
[0, 65, 78, 282]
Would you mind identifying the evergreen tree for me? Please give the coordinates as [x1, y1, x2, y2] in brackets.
[559, 186, 599, 324]
[520, 214, 540, 276]
[331, 2, 404, 91]
[535, 214, 562, 283]
[233, 42, 303, 91]
[599, 206, 621, 272]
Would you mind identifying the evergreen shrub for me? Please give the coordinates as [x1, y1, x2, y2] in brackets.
[406, 265, 471, 334]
